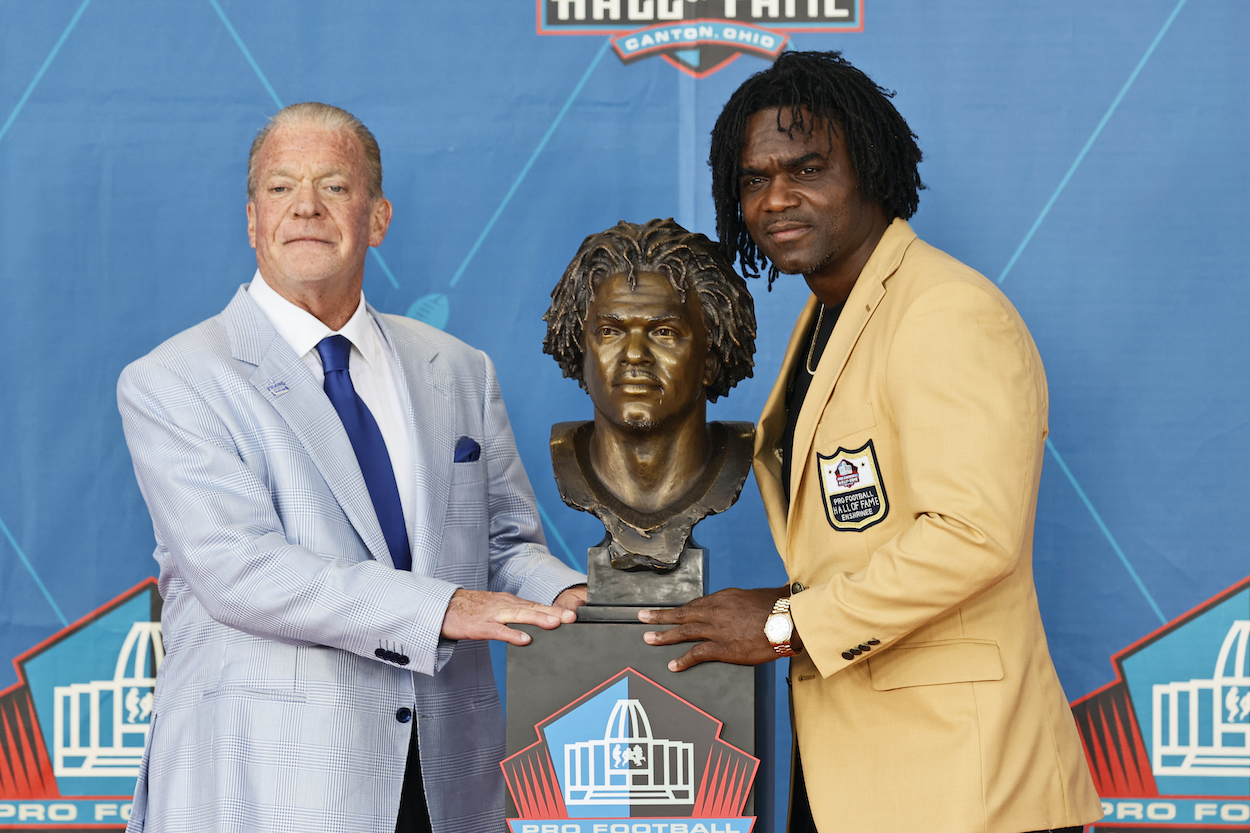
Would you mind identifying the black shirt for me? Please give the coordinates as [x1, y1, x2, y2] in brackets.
[780, 301, 844, 501]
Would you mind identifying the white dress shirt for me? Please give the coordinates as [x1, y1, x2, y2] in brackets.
[248, 270, 415, 540]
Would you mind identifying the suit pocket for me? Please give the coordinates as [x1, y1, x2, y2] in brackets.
[868, 638, 1003, 690]
[814, 402, 877, 446]
[444, 457, 488, 573]
[200, 686, 307, 703]
[450, 457, 485, 484]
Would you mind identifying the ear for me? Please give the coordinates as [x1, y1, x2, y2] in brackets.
[246, 201, 257, 249]
[369, 198, 393, 248]
[703, 352, 720, 389]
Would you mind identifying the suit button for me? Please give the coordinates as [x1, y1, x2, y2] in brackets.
[850, 647, 862, 656]
[842, 651, 854, 661]
[858, 644, 871, 652]
[396, 655, 410, 666]
[867, 639, 881, 645]
[790, 582, 804, 594]
[375, 648, 387, 659]
[396, 708, 413, 723]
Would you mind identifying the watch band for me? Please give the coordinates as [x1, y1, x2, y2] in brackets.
[768, 597, 795, 657]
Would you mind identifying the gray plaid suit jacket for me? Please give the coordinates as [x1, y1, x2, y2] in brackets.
[118, 285, 585, 833]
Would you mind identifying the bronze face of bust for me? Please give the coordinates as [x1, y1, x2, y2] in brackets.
[582, 270, 714, 512]
[544, 219, 757, 580]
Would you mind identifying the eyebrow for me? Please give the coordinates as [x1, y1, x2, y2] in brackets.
[596, 311, 686, 325]
[740, 151, 827, 177]
[263, 165, 350, 180]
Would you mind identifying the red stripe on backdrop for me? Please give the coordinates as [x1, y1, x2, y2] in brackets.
[0, 685, 57, 799]
[1071, 681, 1158, 798]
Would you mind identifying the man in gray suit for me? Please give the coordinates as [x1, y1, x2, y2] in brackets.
[118, 102, 587, 833]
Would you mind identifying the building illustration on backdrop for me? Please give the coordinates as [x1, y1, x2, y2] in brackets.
[52, 621, 162, 780]
[1151, 619, 1249, 780]
[502, 667, 758, 830]
[563, 698, 696, 805]
[0, 580, 161, 830]
[1071, 577, 1250, 830]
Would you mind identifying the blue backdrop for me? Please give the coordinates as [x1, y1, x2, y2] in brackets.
[1, 1, 1247, 829]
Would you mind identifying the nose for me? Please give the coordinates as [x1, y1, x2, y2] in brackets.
[622, 330, 653, 365]
[759, 177, 799, 212]
[291, 180, 323, 217]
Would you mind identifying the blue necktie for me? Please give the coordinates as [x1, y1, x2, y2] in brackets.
[316, 335, 412, 571]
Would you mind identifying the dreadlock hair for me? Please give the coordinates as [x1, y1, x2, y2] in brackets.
[709, 50, 924, 288]
[543, 218, 756, 403]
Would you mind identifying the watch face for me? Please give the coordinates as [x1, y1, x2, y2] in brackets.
[764, 613, 792, 644]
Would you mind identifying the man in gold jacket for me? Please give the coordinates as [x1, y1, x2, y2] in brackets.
[641, 51, 1103, 833]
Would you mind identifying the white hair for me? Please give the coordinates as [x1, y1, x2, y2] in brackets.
[246, 102, 383, 200]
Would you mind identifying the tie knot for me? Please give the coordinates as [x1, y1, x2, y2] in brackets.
[316, 335, 353, 374]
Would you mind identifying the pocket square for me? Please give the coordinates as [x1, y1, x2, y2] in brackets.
[454, 436, 481, 462]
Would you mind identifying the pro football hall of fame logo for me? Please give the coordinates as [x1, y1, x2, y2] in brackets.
[1072, 576, 1250, 831]
[537, 0, 864, 78]
[503, 668, 759, 832]
[0, 580, 161, 830]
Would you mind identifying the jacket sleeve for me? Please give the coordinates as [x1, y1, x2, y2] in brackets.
[789, 280, 1047, 677]
[120, 354, 460, 678]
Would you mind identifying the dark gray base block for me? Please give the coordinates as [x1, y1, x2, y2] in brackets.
[574, 604, 659, 623]
[506, 622, 775, 829]
[586, 545, 707, 606]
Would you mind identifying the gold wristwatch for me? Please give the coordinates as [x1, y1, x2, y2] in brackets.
[764, 597, 796, 657]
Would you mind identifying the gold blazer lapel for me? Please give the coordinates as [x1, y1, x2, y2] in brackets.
[788, 279, 886, 515]
[788, 219, 916, 522]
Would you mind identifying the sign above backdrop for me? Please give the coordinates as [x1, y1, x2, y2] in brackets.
[538, 0, 862, 76]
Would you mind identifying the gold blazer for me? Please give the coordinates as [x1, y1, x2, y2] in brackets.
[754, 219, 1102, 832]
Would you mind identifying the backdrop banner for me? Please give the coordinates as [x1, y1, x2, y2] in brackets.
[1, 2, 1246, 831]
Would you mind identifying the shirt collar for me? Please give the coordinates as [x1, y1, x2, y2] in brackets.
[248, 269, 381, 371]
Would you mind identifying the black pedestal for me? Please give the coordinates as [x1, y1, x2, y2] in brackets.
[504, 622, 774, 832]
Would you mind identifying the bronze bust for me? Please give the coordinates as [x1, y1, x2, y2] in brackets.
[544, 219, 756, 609]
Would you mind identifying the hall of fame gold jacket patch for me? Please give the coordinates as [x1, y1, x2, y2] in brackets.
[816, 439, 889, 531]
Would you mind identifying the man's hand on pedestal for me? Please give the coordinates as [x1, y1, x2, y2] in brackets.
[554, 584, 588, 612]
[441, 589, 577, 646]
[639, 586, 797, 671]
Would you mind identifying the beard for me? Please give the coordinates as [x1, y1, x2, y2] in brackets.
[770, 243, 836, 277]
[617, 414, 662, 433]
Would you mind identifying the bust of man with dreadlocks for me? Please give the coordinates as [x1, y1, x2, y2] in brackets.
[543, 219, 756, 593]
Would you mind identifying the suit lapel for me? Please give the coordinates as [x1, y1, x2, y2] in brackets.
[222, 286, 394, 566]
[375, 312, 453, 578]
[788, 278, 886, 514]
[785, 219, 917, 534]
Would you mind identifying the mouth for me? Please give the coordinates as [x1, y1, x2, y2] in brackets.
[613, 371, 661, 392]
[764, 221, 810, 242]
